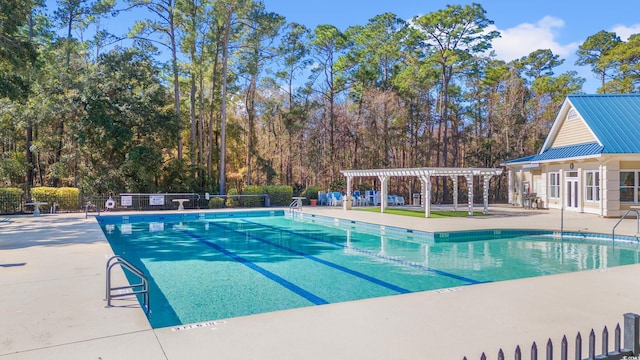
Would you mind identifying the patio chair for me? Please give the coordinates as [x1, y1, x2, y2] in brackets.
[365, 190, 374, 205]
[373, 191, 381, 206]
[332, 192, 343, 206]
[353, 190, 364, 206]
[318, 191, 328, 206]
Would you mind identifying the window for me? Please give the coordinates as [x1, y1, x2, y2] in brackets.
[585, 171, 600, 202]
[620, 171, 637, 203]
[549, 172, 560, 199]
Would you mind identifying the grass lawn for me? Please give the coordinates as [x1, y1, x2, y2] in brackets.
[356, 207, 487, 218]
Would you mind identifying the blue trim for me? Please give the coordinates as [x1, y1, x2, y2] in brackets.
[179, 229, 329, 306]
[210, 221, 412, 293]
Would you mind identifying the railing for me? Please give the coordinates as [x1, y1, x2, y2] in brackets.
[464, 313, 640, 360]
[612, 207, 640, 243]
[1, 192, 280, 215]
[105, 255, 149, 315]
[84, 203, 100, 218]
[289, 197, 304, 213]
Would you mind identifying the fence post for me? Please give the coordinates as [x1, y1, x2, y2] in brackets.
[602, 326, 609, 356]
[588, 329, 596, 359]
[575, 332, 582, 359]
[624, 313, 640, 354]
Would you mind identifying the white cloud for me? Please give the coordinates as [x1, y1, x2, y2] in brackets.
[611, 24, 640, 41]
[489, 16, 579, 62]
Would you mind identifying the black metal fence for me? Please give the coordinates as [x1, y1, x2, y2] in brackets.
[465, 313, 640, 360]
[1, 192, 272, 215]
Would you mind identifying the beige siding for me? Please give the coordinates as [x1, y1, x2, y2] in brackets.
[620, 161, 640, 169]
[552, 116, 596, 147]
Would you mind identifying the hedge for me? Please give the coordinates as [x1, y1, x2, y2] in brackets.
[264, 185, 293, 206]
[226, 188, 238, 207]
[241, 185, 265, 207]
[30, 187, 80, 212]
[208, 197, 225, 209]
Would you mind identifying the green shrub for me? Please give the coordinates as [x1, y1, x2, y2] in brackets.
[264, 185, 293, 206]
[208, 197, 225, 209]
[30, 187, 57, 212]
[226, 188, 238, 207]
[0, 187, 23, 213]
[56, 187, 80, 210]
[303, 185, 322, 202]
[241, 185, 265, 207]
[29, 186, 80, 211]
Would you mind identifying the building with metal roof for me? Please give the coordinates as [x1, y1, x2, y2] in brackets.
[502, 94, 640, 217]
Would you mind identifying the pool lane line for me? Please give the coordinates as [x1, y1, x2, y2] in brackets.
[208, 221, 411, 294]
[177, 229, 329, 306]
[242, 219, 485, 285]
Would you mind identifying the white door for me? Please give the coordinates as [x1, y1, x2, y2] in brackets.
[566, 177, 579, 209]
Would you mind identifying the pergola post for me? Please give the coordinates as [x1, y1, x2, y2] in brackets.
[465, 175, 474, 216]
[344, 176, 353, 211]
[420, 175, 431, 218]
[450, 175, 458, 211]
[378, 175, 388, 213]
[483, 175, 491, 215]
[508, 170, 514, 205]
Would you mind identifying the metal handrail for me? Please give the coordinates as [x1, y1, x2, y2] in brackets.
[85, 203, 100, 219]
[289, 198, 303, 213]
[105, 255, 149, 315]
[612, 208, 640, 243]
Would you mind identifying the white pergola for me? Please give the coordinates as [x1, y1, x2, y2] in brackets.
[340, 167, 503, 218]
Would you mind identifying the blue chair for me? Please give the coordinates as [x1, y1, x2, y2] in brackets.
[318, 191, 328, 206]
[332, 192, 343, 206]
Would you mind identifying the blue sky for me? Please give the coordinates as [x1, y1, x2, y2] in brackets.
[263, 0, 640, 93]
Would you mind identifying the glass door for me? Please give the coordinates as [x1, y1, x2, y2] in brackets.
[566, 171, 579, 209]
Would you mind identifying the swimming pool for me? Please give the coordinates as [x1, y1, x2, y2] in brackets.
[99, 211, 640, 329]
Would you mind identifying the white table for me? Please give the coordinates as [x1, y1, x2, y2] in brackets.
[172, 199, 189, 211]
[25, 202, 48, 216]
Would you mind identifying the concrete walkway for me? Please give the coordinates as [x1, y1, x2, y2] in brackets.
[2, 205, 640, 359]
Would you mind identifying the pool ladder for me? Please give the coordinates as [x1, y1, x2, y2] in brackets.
[289, 199, 303, 213]
[611, 208, 640, 243]
[105, 255, 150, 315]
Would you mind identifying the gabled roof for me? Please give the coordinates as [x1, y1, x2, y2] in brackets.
[569, 94, 640, 153]
[542, 94, 640, 154]
[503, 94, 640, 167]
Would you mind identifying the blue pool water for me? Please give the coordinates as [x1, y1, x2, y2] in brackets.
[99, 211, 640, 329]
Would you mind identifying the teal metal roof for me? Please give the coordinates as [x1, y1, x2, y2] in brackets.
[535, 142, 604, 161]
[503, 142, 604, 165]
[568, 94, 640, 153]
[503, 94, 640, 167]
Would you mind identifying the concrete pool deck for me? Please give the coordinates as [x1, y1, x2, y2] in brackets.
[2, 204, 640, 359]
